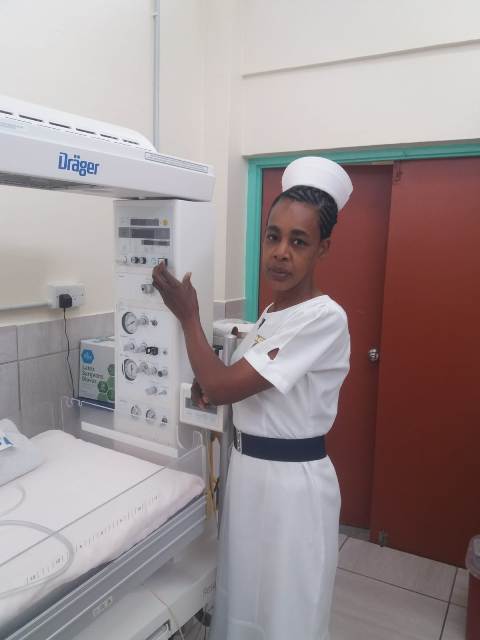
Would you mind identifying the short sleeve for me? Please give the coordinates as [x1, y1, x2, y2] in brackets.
[243, 305, 350, 394]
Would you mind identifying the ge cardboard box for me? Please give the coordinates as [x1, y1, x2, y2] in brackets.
[79, 337, 115, 406]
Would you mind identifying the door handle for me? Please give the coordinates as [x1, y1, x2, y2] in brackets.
[368, 348, 380, 363]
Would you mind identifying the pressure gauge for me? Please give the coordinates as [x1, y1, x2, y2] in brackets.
[122, 312, 137, 334]
[123, 358, 138, 381]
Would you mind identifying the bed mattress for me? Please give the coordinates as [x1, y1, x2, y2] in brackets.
[0, 429, 205, 635]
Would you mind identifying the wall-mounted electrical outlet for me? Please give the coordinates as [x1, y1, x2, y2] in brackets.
[47, 283, 86, 309]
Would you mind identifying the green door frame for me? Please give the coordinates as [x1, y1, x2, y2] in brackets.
[244, 142, 480, 321]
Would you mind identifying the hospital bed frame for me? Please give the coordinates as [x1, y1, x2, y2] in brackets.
[5, 495, 206, 640]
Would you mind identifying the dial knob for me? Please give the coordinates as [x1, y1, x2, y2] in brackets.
[161, 416, 168, 425]
[136, 315, 149, 327]
[130, 404, 141, 417]
[124, 342, 135, 352]
[158, 368, 168, 378]
[145, 409, 156, 422]
[141, 283, 155, 295]
[145, 386, 158, 396]
[139, 363, 157, 376]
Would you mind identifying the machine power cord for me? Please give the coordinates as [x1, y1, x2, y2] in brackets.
[63, 307, 75, 398]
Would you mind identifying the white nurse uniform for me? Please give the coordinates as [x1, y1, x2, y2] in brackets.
[210, 294, 350, 640]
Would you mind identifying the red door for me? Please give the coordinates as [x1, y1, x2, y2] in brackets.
[370, 158, 480, 565]
[259, 165, 392, 527]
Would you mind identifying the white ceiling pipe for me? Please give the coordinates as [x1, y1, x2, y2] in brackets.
[153, 0, 161, 151]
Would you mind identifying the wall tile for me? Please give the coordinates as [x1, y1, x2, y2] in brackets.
[0, 326, 17, 363]
[214, 300, 225, 321]
[68, 312, 114, 347]
[225, 298, 245, 319]
[19, 350, 79, 436]
[17, 312, 114, 359]
[0, 362, 20, 419]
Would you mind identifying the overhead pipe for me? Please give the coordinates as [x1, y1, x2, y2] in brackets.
[153, 0, 161, 150]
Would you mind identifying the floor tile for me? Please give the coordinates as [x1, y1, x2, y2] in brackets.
[339, 538, 456, 601]
[441, 604, 467, 640]
[331, 569, 447, 640]
[339, 524, 370, 541]
[451, 568, 469, 607]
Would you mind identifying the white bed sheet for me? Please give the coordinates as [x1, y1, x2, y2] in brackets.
[0, 429, 205, 635]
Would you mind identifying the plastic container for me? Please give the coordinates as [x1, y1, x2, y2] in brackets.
[466, 535, 480, 640]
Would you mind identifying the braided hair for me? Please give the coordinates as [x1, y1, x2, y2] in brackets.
[270, 185, 339, 240]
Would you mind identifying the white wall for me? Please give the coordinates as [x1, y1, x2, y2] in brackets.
[0, 0, 153, 327]
[240, 0, 480, 155]
[2, 0, 480, 325]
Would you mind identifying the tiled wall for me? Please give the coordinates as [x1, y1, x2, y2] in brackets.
[0, 312, 113, 436]
[0, 300, 246, 436]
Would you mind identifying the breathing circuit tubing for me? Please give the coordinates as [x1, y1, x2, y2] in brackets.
[0, 484, 75, 598]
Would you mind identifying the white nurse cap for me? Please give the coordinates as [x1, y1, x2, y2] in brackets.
[281, 156, 353, 211]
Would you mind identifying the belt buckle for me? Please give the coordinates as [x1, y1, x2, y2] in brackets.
[235, 429, 242, 454]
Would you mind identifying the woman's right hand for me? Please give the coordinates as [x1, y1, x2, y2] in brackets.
[191, 378, 211, 409]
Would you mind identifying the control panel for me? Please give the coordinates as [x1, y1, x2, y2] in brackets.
[116, 211, 172, 269]
[113, 199, 214, 452]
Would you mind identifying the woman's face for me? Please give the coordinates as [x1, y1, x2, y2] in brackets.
[261, 198, 330, 294]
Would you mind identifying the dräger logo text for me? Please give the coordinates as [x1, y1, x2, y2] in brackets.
[58, 152, 99, 177]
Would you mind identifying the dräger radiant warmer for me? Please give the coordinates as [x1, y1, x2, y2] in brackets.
[0, 95, 216, 640]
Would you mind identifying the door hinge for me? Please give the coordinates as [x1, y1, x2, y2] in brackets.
[393, 163, 403, 184]
[378, 530, 389, 547]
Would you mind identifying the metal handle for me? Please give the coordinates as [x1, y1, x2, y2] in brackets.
[368, 348, 380, 363]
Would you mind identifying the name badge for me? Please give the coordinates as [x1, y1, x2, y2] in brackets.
[0, 432, 14, 452]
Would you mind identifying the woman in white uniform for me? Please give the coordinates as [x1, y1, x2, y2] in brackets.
[152, 156, 353, 640]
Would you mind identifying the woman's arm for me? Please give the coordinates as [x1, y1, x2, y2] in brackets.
[152, 263, 271, 405]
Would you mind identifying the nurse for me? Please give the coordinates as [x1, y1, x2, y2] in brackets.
[152, 156, 352, 640]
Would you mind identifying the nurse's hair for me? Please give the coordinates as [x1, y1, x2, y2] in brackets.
[270, 185, 338, 240]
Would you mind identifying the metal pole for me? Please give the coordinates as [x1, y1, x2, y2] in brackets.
[217, 334, 237, 533]
[152, 0, 161, 150]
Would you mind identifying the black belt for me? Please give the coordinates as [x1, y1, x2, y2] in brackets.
[233, 427, 327, 462]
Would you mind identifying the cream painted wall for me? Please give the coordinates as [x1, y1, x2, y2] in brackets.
[0, 0, 153, 327]
[242, 0, 480, 75]
[241, 0, 480, 156]
[2, 0, 480, 324]
[243, 43, 480, 155]
[202, 0, 247, 303]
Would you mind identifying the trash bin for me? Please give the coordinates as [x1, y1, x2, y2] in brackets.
[466, 535, 480, 640]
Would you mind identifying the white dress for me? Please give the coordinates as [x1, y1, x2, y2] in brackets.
[210, 295, 350, 640]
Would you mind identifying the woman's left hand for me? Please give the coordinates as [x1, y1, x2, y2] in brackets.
[152, 262, 199, 324]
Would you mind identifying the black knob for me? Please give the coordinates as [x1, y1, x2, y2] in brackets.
[146, 346, 159, 356]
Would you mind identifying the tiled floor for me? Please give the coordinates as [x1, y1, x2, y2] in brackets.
[184, 535, 469, 640]
[333, 536, 468, 639]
